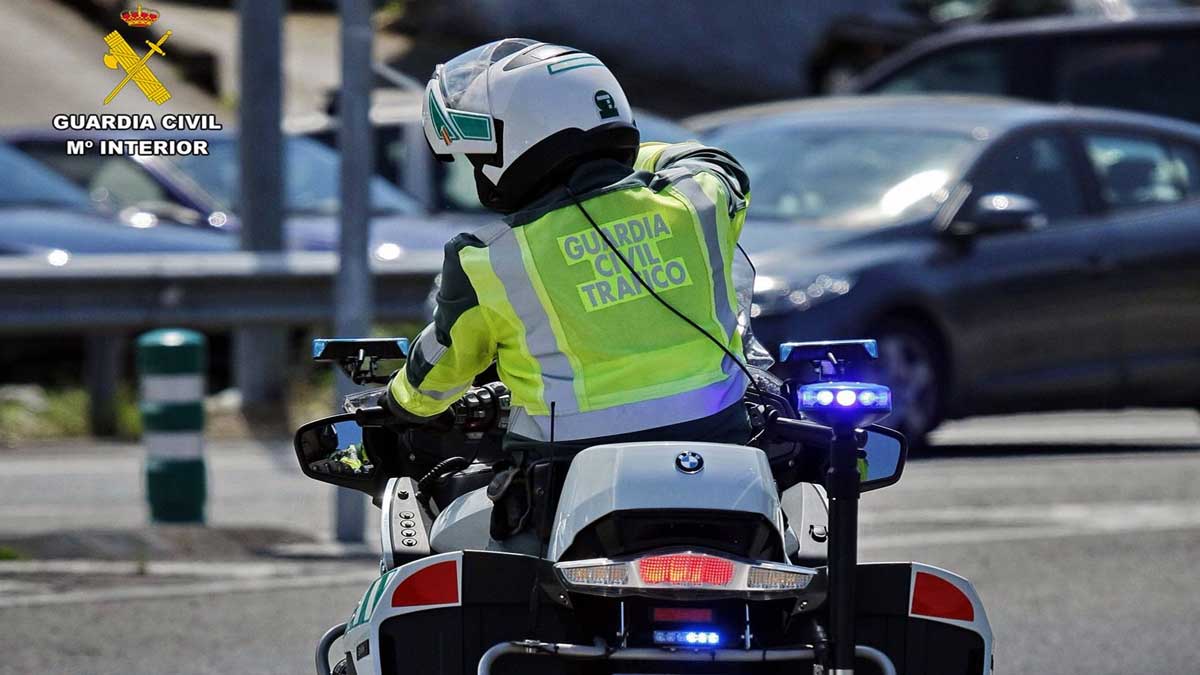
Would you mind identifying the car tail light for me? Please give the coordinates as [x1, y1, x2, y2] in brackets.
[911, 571, 974, 621]
[555, 551, 816, 597]
[638, 553, 734, 587]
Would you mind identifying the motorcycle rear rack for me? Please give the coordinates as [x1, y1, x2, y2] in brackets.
[476, 639, 897, 675]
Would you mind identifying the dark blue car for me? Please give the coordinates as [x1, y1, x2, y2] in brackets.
[8, 133, 459, 260]
[0, 141, 234, 257]
[693, 95, 1200, 442]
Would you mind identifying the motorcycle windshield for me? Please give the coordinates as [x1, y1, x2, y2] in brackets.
[342, 385, 388, 414]
[734, 250, 774, 369]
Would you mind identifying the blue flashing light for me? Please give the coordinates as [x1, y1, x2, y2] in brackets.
[653, 629, 722, 647]
[797, 381, 892, 427]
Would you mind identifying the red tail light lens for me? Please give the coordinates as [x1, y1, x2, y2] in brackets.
[391, 560, 459, 608]
[637, 554, 734, 587]
[911, 571, 974, 621]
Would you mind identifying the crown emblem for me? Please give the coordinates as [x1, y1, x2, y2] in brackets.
[121, 4, 159, 28]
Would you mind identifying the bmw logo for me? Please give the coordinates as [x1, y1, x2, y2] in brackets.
[675, 451, 704, 474]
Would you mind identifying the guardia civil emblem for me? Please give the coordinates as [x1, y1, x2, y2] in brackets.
[102, 5, 173, 106]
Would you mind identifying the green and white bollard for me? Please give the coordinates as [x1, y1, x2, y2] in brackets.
[137, 329, 207, 523]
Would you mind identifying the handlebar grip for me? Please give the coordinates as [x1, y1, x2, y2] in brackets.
[354, 406, 395, 426]
[772, 417, 835, 447]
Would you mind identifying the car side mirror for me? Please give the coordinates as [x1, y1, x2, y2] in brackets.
[860, 425, 908, 493]
[294, 413, 385, 496]
[951, 193, 1045, 236]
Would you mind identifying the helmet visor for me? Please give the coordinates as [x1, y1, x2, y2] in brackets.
[424, 39, 538, 157]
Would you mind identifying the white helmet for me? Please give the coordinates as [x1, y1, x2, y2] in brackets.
[423, 38, 640, 213]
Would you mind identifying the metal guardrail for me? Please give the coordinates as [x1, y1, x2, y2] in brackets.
[0, 251, 442, 333]
[0, 251, 443, 435]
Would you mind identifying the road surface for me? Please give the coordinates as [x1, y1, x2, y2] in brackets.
[1, 410, 1198, 674]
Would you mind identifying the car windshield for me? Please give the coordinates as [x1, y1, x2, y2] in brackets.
[169, 136, 422, 216]
[703, 123, 979, 227]
[0, 142, 94, 210]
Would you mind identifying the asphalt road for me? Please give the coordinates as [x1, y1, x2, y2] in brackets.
[1, 410, 1198, 674]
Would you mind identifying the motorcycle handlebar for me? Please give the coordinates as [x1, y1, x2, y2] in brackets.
[770, 416, 835, 447]
[353, 382, 845, 450]
[350, 382, 512, 435]
[353, 406, 395, 427]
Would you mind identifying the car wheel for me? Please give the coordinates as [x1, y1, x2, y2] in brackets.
[871, 320, 944, 446]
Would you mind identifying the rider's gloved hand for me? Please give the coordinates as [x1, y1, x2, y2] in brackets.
[309, 443, 373, 476]
[383, 385, 448, 427]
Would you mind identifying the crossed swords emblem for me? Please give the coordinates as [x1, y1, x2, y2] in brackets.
[102, 29, 173, 105]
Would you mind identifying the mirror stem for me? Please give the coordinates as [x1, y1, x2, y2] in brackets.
[826, 426, 861, 673]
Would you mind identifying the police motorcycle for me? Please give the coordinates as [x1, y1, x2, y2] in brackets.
[295, 336, 993, 675]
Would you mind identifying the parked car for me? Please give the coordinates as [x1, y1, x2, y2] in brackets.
[7, 132, 459, 259]
[851, 12, 1200, 124]
[0, 140, 234, 257]
[690, 96, 1200, 442]
[293, 88, 694, 215]
[811, 0, 1198, 93]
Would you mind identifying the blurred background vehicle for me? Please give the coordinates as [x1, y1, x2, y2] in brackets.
[852, 12, 1200, 123]
[0, 140, 235, 256]
[691, 95, 1200, 443]
[7, 132, 459, 259]
[810, 0, 1200, 93]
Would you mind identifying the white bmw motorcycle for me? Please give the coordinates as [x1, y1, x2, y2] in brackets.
[295, 338, 993, 675]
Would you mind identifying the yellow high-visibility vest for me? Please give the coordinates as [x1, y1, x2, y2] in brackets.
[391, 142, 751, 441]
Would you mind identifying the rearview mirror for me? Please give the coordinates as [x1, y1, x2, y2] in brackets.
[860, 425, 908, 493]
[312, 337, 409, 385]
[294, 413, 385, 496]
[951, 193, 1045, 236]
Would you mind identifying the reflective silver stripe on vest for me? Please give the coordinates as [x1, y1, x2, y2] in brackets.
[419, 384, 469, 401]
[488, 228, 580, 414]
[413, 324, 447, 365]
[409, 325, 462, 400]
[669, 175, 739, 342]
[508, 365, 748, 442]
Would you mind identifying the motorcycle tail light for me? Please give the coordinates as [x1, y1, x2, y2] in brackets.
[557, 562, 629, 587]
[556, 552, 819, 598]
[747, 564, 814, 590]
[638, 553, 734, 587]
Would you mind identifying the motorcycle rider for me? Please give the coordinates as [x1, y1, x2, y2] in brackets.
[384, 38, 755, 461]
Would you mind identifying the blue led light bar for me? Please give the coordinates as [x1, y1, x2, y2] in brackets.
[797, 381, 892, 427]
[653, 630, 722, 647]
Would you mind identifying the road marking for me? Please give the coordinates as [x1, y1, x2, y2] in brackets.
[0, 559, 309, 578]
[0, 569, 380, 609]
[863, 500, 1200, 550]
[862, 499, 1200, 526]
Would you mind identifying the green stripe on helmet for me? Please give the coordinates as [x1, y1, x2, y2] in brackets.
[449, 111, 493, 141]
[427, 91, 460, 143]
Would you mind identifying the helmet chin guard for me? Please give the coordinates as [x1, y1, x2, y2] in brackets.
[422, 38, 639, 212]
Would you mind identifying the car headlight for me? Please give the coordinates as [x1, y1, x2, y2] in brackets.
[373, 242, 405, 262]
[751, 274, 854, 317]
